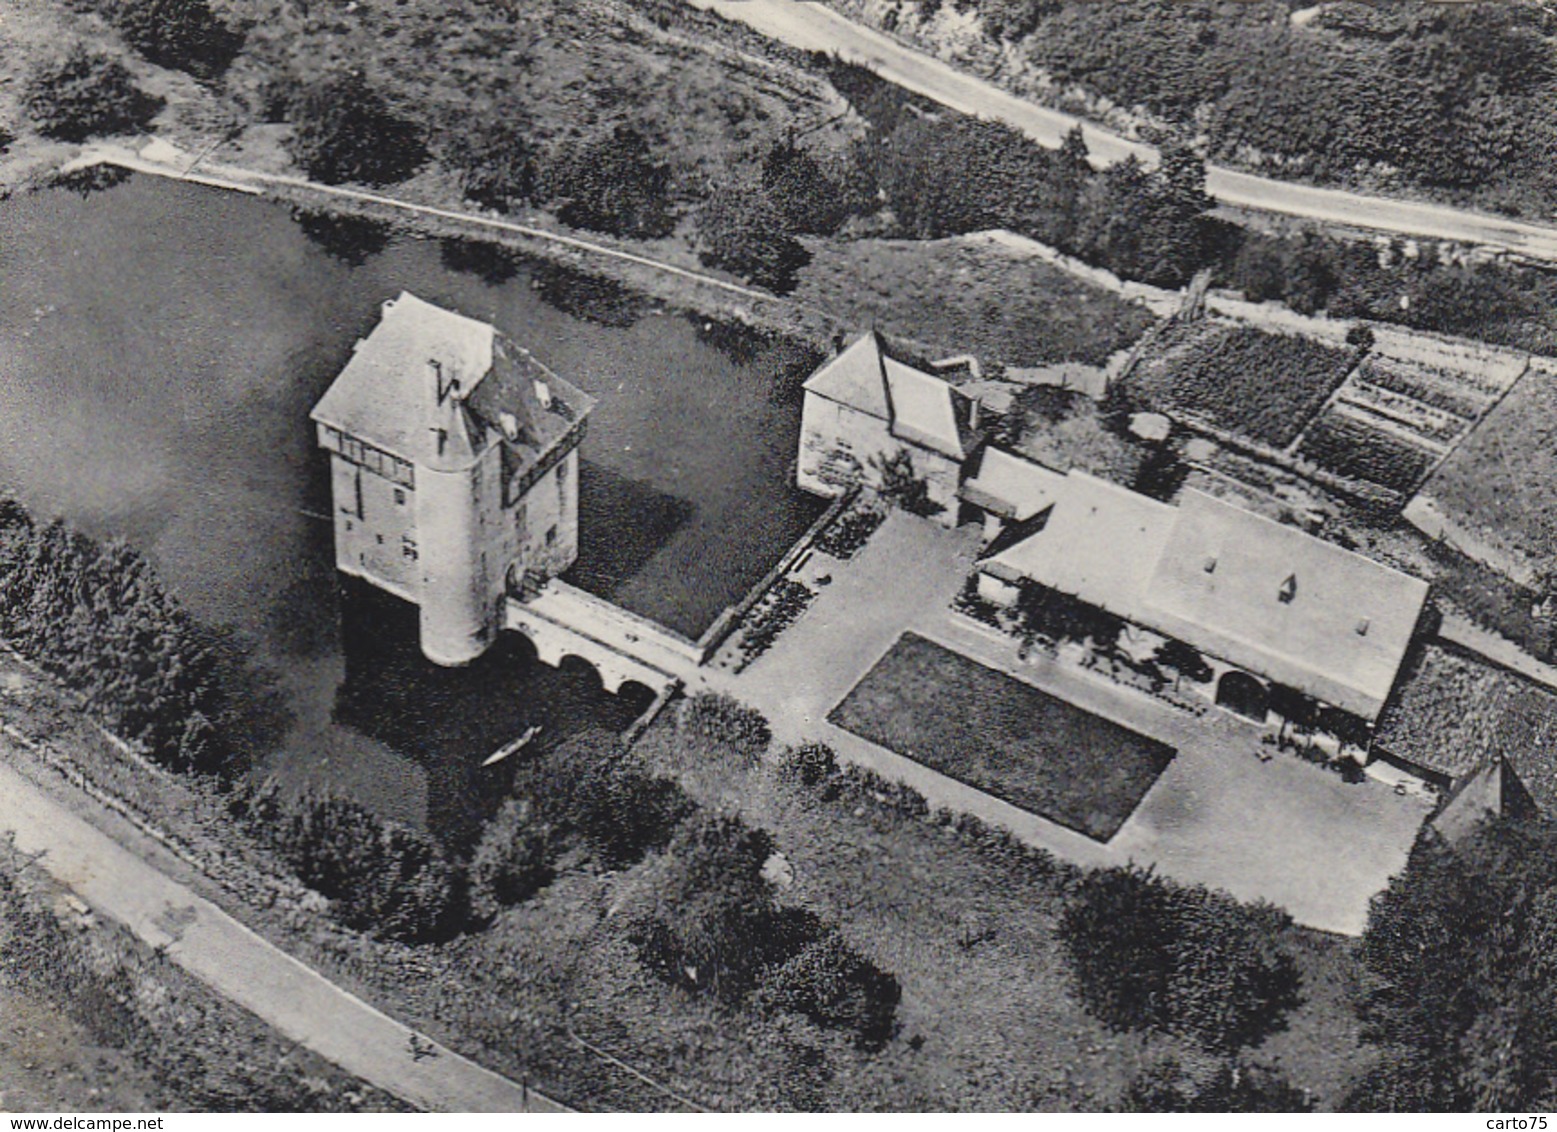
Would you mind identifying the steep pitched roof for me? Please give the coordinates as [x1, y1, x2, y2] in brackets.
[311, 292, 594, 473]
[1432, 756, 1539, 843]
[803, 332, 890, 419]
[1140, 490, 1430, 720]
[804, 332, 982, 460]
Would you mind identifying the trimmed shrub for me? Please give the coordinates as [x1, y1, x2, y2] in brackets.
[776, 742, 839, 791]
[679, 692, 772, 760]
[468, 799, 553, 919]
[282, 72, 426, 186]
[23, 44, 161, 142]
[759, 930, 900, 1048]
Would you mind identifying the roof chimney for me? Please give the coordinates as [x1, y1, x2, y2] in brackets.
[431, 358, 460, 405]
[533, 379, 553, 410]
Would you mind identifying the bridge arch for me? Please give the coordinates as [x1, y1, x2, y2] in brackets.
[558, 653, 604, 688]
[616, 678, 659, 709]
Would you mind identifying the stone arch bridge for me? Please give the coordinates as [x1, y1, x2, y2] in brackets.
[503, 579, 709, 696]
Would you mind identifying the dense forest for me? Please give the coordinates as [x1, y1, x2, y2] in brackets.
[907, 0, 1557, 212]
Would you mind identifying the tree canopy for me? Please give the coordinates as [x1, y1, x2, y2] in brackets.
[99, 0, 244, 79]
[694, 182, 811, 295]
[1058, 865, 1302, 1052]
[1349, 817, 1557, 1111]
[542, 125, 676, 239]
[283, 71, 426, 186]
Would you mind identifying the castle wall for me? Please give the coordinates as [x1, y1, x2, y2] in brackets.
[328, 452, 419, 604]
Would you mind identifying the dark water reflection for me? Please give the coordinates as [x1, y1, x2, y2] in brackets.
[0, 173, 821, 840]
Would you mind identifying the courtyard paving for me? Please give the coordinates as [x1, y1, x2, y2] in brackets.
[731, 511, 1432, 935]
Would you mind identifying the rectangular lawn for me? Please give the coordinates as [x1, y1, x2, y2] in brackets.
[830, 633, 1175, 841]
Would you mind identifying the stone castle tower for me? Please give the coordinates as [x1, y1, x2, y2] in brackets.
[310, 292, 596, 665]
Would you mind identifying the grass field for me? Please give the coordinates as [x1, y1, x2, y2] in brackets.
[1422, 368, 1557, 575]
[828, 633, 1174, 840]
[796, 235, 1158, 369]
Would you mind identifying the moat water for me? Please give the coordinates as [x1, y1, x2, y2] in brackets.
[0, 172, 822, 843]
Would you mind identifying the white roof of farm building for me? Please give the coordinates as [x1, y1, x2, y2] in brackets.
[1143, 491, 1430, 719]
[983, 471, 1177, 621]
[960, 446, 1068, 521]
[982, 477, 1430, 720]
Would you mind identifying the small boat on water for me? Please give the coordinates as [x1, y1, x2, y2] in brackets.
[481, 724, 541, 767]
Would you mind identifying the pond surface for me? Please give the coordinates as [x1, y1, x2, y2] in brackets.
[0, 173, 821, 842]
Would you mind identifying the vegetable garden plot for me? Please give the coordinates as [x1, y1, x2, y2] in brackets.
[1125, 322, 1357, 448]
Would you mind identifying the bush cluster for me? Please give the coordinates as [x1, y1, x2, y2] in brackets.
[230, 780, 461, 944]
[541, 125, 675, 239]
[839, 65, 1217, 290]
[281, 71, 427, 186]
[23, 44, 162, 142]
[511, 728, 695, 869]
[694, 182, 812, 295]
[626, 811, 900, 1046]
[439, 108, 535, 213]
[965, 0, 1549, 196]
[758, 929, 901, 1048]
[678, 692, 773, 762]
[0, 499, 238, 776]
[1057, 865, 1302, 1052]
[776, 741, 840, 791]
[468, 798, 552, 920]
[95, 0, 244, 79]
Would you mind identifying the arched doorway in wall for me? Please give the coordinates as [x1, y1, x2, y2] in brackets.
[1216, 669, 1270, 722]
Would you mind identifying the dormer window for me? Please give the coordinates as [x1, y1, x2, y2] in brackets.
[1278, 574, 1297, 604]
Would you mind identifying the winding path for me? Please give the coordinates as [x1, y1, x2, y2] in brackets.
[689, 0, 1557, 261]
[0, 753, 566, 1114]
